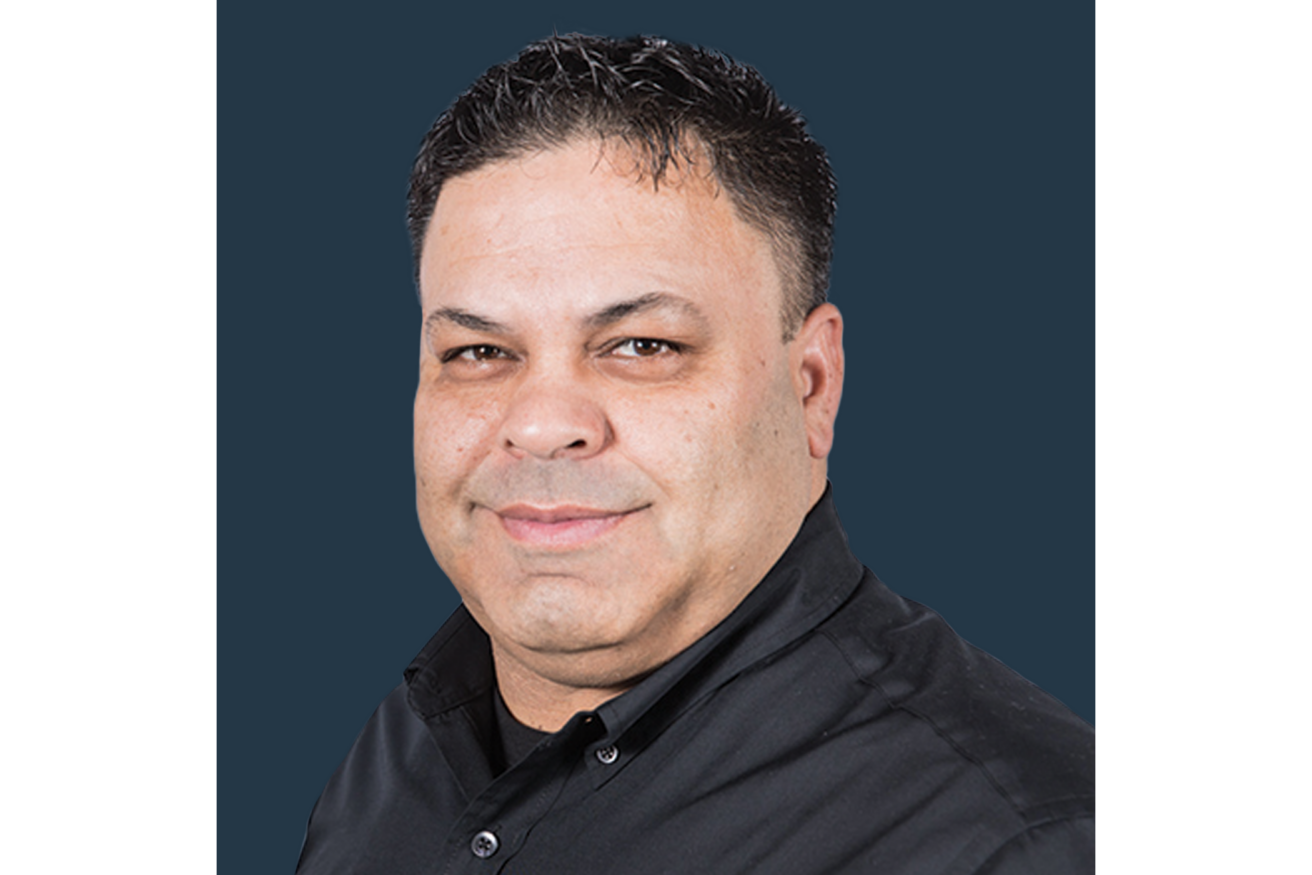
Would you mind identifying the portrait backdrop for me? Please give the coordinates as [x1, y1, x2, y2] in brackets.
[220, 1, 1091, 869]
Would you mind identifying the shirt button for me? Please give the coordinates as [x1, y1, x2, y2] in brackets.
[470, 830, 499, 859]
[595, 744, 619, 764]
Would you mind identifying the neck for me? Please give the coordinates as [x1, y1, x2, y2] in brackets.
[493, 647, 636, 732]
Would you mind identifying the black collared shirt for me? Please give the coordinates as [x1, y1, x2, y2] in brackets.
[297, 493, 1093, 874]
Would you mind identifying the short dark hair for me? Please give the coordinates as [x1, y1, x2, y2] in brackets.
[406, 33, 837, 337]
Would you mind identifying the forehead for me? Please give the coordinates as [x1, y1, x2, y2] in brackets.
[418, 141, 784, 322]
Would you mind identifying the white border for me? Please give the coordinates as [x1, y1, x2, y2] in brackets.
[1098, 0, 1311, 869]
[0, 2, 217, 871]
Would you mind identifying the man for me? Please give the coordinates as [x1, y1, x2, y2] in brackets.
[298, 33, 1093, 874]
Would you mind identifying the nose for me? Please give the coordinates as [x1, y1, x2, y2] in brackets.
[498, 380, 611, 461]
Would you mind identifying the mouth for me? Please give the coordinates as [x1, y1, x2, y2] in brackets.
[492, 503, 647, 548]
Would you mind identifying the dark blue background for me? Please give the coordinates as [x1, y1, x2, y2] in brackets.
[221, 2, 1091, 870]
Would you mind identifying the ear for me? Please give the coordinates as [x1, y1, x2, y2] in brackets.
[791, 303, 845, 459]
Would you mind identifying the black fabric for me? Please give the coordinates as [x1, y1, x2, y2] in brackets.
[492, 690, 549, 772]
[297, 491, 1094, 874]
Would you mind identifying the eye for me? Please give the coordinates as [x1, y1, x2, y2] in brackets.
[443, 344, 511, 363]
[608, 338, 679, 358]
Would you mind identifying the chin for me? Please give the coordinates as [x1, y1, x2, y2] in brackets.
[508, 603, 631, 656]
[498, 589, 658, 660]
[514, 634, 660, 691]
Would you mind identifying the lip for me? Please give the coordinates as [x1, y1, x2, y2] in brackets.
[492, 503, 646, 548]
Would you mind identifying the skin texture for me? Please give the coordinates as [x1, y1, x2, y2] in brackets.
[415, 140, 844, 730]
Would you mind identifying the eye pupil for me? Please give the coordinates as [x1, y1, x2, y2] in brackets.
[634, 339, 661, 355]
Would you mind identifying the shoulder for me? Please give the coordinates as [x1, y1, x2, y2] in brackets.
[815, 570, 1094, 862]
[971, 816, 1095, 875]
[296, 684, 458, 874]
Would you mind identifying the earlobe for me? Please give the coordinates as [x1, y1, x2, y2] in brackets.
[794, 303, 845, 459]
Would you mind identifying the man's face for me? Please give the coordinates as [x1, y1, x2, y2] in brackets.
[415, 140, 836, 690]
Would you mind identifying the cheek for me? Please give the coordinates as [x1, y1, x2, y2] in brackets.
[706, 370, 807, 492]
[609, 389, 756, 517]
[414, 387, 504, 489]
[609, 391, 717, 467]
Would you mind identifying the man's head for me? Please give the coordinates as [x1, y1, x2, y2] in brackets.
[407, 33, 836, 339]
[410, 35, 844, 721]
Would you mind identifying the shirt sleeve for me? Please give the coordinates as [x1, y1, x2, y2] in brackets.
[971, 816, 1094, 875]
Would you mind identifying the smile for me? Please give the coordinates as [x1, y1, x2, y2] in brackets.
[493, 504, 646, 549]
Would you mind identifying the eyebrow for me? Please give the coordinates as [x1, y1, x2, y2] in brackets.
[583, 292, 709, 330]
[424, 307, 511, 335]
[425, 292, 709, 338]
